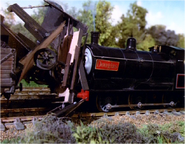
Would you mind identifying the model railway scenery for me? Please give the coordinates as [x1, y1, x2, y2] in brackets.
[0, 0, 184, 143]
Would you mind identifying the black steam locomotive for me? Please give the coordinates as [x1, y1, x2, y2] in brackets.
[82, 32, 184, 112]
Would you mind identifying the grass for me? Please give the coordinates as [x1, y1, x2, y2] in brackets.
[21, 79, 47, 87]
[2, 115, 185, 144]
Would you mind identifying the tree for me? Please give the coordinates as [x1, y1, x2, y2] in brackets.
[95, 0, 115, 46]
[77, 0, 117, 46]
[116, 2, 148, 49]
[177, 34, 185, 48]
[77, 0, 95, 43]
[67, 7, 79, 19]
[137, 34, 155, 51]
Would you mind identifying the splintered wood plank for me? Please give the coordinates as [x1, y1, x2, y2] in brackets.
[70, 29, 83, 90]
[58, 35, 73, 63]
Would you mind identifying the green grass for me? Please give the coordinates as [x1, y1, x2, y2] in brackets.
[21, 79, 47, 87]
[2, 116, 185, 144]
[1, 137, 23, 144]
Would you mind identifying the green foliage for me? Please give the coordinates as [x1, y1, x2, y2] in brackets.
[71, 121, 107, 143]
[99, 122, 145, 143]
[21, 79, 47, 87]
[77, 0, 95, 43]
[19, 114, 75, 143]
[137, 34, 155, 51]
[139, 121, 185, 143]
[2, 0, 183, 50]
[72, 121, 140, 143]
[2, 137, 22, 144]
[161, 121, 185, 136]
[2, 114, 184, 144]
[116, 2, 148, 48]
[77, 0, 117, 46]
[95, 0, 115, 46]
[177, 34, 185, 48]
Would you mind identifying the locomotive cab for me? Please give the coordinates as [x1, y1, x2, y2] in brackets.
[149, 45, 185, 90]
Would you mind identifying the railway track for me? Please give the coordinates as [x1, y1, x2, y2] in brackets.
[73, 107, 185, 117]
[1, 87, 184, 132]
[1, 107, 184, 131]
[0, 87, 63, 117]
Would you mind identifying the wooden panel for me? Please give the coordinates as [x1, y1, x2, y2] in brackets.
[70, 30, 83, 90]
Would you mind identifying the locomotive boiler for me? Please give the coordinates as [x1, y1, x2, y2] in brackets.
[82, 32, 184, 112]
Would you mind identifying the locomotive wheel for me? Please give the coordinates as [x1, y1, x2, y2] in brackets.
[162, 94, 176, 107]
[128, 94, 146, 109]
[96, 96, 114, 112]
[34, 48, 57, 70]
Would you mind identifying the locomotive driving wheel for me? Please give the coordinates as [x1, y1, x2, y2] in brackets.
[34, 48, 57, 70]
[96, 96, 115, 112]
[128, 93, 146, 109]
[162, 94, 177, 107]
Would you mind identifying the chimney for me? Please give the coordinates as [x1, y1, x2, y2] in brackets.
[91, 31, 99, 44]
[126, 37, 137, 51]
